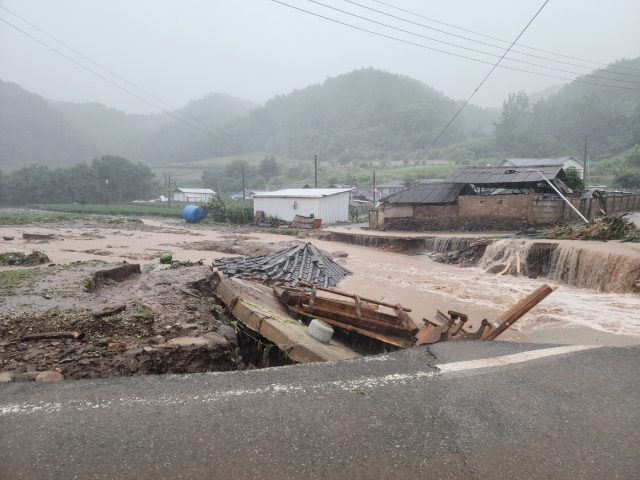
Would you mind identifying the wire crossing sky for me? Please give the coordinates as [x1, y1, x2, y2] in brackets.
[1, 0, 639, 114]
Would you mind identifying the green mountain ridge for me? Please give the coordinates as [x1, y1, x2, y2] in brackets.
[1, 60, 639, 175]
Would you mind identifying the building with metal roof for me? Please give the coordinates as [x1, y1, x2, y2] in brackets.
[383, 182, 471, 205]
[253, 189, 351, 223]
[498, 156, 583, 177]
[443, 165, 571, 193]
[173, 188, 216, 203]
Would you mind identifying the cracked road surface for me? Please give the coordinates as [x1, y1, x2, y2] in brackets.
[1, 341, 638, 479]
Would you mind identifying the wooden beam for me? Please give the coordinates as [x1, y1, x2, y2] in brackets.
[288, 306, 414, 348]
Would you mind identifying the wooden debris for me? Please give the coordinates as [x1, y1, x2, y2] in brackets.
[20, 331, 84, 342]
[275, 285, 417, 349]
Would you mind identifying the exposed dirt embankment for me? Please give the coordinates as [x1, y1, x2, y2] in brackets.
[0, 263, 253, 382]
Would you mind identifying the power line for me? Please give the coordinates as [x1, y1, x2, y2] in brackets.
[411, 0, 549, 166]
[0, 17, 245, 150]
[270, 1, 640, 92]
[342, 0, 640, 80]
[369, 0, 640, 73]
[306, 0, 640, 85]
[0, 5, 247, 146]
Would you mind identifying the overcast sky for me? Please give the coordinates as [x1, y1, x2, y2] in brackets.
[1, 0, 639, 114]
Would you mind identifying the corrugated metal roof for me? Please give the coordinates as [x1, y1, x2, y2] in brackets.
[175, 188, 215, 194]
[253, 188, 351, 199]
[384, 182, 466, 204]
[444, 165, 565, 185]
[499, 156, 583, 167]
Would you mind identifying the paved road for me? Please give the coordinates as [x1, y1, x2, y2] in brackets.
[1, 341, 638, 479]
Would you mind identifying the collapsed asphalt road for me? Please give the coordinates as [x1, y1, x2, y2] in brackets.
[1, 341, 638, 479]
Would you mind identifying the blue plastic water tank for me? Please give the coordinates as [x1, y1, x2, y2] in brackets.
[182, 205, 208, 224]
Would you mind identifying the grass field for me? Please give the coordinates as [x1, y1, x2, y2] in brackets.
[25, 204, 184, 218]
[0, 209, 149, 226]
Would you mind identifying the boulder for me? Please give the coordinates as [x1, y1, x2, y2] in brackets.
[0, 372, 13, 382]
[148, 335, 166, 345]
[217, 324, 238, 347]
[203, 332, 229, 349]
[35, 371, 65, 382]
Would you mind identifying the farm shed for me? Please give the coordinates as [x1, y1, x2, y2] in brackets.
[253, 189, 350, 223]
[173, 188, 215, 203]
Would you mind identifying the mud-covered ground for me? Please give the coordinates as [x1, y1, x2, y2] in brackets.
[2, 214, 640, 385]
[0, 261, 250, 382]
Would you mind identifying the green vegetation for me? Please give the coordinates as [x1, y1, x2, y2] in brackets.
[0, 210, 144, 225]
[26, 204, 183, 218]
[160, 253, 173, 264]
[202, 194, 254, 224]
[0, 155, 158, 206]
[564, 166, 585, 191]
[0, 251, 50, 266]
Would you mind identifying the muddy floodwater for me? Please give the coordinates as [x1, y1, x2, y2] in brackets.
[2, 217, 640, 348]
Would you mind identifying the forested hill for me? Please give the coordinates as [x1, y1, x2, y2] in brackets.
[224, 69, 497, 163]
[1, 60, 639, 169]
[0, 80, 97, 167]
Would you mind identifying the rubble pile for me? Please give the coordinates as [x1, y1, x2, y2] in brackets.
[214, 242, 352, 288]
[544, 214, 640, 242]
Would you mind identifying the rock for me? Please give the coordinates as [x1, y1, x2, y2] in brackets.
[25, 371, 38, 380]
[203, 332, 229, 348]
[123, 348, 143, 357]
[12, 373, 32, 382]
[148, 335, 165, 345]
[142, 302, 164, 314]
[35, 371, 65, 382]
[142, 346, 154, 354]
[180, 323, 198, 330]
[0, 372, 13, 382]
[331, 251, 349, 258]
[91, 303, 126, 317]
[25, 363, 37, 372]
[217, 324, 238, 347]
[95, 337, 113, 347]
[77, 358, 93, 365]
[107, 342, 127, 352]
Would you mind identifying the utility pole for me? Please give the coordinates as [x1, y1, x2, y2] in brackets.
[584, 135, 590, 186]
[242, 167, 246, 202]
[373, 171, 376, 203]
[314, 154, 318, 188]
[167, 173, 171, 208]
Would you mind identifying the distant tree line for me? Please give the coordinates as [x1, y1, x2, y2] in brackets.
[0, 155, 158, 206]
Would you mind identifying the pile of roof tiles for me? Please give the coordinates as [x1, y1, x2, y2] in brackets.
[213, 242, 351, 288]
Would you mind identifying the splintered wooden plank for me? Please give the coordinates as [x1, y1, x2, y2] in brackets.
[301, 304, 411, 334]
[287, 306, 414, 349]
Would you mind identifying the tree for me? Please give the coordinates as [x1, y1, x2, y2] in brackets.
[613, 171, 640, 188]
[493, 91, 531, 154]
[259, 156, 279, 180]
[563, 166, 584, 191]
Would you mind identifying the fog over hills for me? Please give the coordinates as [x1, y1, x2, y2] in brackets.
[1, 60, 639, 169]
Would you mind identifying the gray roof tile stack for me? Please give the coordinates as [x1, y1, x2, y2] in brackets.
[213, 242, 352, 288]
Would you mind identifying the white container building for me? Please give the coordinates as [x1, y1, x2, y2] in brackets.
[253, 189, 351, 223]
[173, 188, 215, 203]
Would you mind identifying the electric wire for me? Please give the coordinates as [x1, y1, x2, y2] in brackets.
[342, 0, 640, 79]
[270, 1, 640, 92]
[0, 17, 245, 150]
[0, 5, 247, 145]
[412, 0, 550, 167]
[369, 0, 640, 73]
[306, 0, 640, 85]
